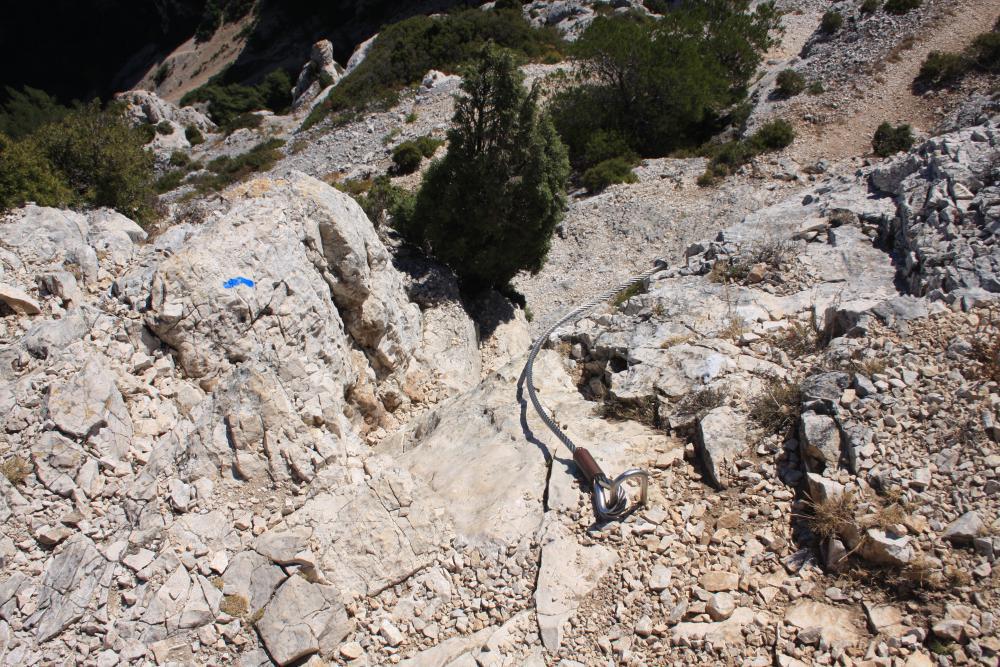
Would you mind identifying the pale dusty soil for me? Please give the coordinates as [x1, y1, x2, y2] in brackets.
[787, 0, 1000, 163]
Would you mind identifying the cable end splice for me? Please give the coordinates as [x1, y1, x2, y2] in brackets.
[573, 448, 649, 522]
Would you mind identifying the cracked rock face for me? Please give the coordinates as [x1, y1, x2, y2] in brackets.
[256, 575, 349, 665]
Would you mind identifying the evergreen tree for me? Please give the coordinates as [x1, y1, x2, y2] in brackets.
[407, 47, 570, 291]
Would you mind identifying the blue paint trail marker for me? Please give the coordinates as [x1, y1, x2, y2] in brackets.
[223, 277, 255, 289]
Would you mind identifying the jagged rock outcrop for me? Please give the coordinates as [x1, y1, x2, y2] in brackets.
[872, 118, 1000, 304]
[116, 89, 217, 153]
[292, 40, 346, 110]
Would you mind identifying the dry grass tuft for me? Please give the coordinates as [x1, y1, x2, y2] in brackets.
[805, 491, 859, 541]
[600, 395, 659, 428]
[676, 387, 727, 418]
[772, 321, 819, 358]
[220, 594, 249, 617]
[1, 456, 31, 485]
[749, 378, 802, 433]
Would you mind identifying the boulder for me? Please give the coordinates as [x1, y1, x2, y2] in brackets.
[47, 356, 132, 460]
[25, 536, 111, 641]
[0, 282, 40, 315]
[784, 601, 866, 646]
[942, 511, 983, 544]
[256, 575, 349, 665]
[696, 407, 748, 488]
[799, 411, 842, 472]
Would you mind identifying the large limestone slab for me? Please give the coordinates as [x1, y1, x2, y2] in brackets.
[256, 575, 349, 666]
[534, 517, 617, 652]
[25, 535, 111, 641]
[784, 600, 866, 647]
[284, 460, 453, 597]
[47, 356, 132, 460]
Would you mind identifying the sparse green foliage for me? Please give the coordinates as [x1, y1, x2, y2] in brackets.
[169, 150, 191, 168]
[1, 456, 31, 485]
[775, 69, 806, 97]
[808, 80, 825, 95]
[820, 11, 843, 34]
[884, 0, 920, 14]
[390, 136, 443, 175]
[551, 3, 781, 165]
[970, 31, 1000, 72]
[0, 102, 156, 223]
[871, 122, 914, 157]
[406, 47, 570, 291]
[860, 0, 880, 13]
[350, 175, 414, 227]
[303, 7, 565, 129]
[582, 157, 638, 193]
[699, 120, 795, 185]
[155, 120, 173, 135]
[181, 69, 292, 129]
[154, 62, 172, 86]
[185, 125, 205, 145]
[186, 138, 284, 193]
[916, 51, 969, 88]
[643, 0, 671, 13]
[0, 86, 72, 139]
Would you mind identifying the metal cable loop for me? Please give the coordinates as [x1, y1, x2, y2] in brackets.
[523, 259, 668, 457]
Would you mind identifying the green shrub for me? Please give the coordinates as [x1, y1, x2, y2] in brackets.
[750, 119, 795, 151]
[860, 0, 879, 13]
[407, 47, 570, 291]
[872, 122, 914, 157]
[303, 7, 565, 129]
[916, 51, 969, 88]
[775, 69, 806, 97]
[0, 132, 73, 209]
[154, 62, 172, 86]
[155, 169, 186, 193]
[222, 112, 263, 134]
[884, 0, 920, 14]
[643, 0, 671, 13]
[169, 150, 191, 168]
[181, 69, 292, 128]
[582, 157, 638, 193]
[185, 125, 205, 145]
[137, 123, 157, 144]
[0, 102, 156, 222]
[698, 120, 795, 185]
[970, 31, 1000, 72]
[820, 11, 843, 34]
[155, 120, 174, 135]
[352, 175, 415, 227]
[412, 135, 444, 157]
[391, 142, 423, 175]
[189, 138, 284, 193]
[551, 3, 780, 164]
[808, 80, 825, 95]
[0, 86, 71, 140]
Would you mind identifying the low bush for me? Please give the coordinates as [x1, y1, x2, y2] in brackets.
[860, 0, 880, 13]
[916, 51, 969, 88]
[185, 125, 205, 145]
[350, 175, 415, 227]
[643, 0, 671, 13]
[390, 135, 445, 175]
[970, 31, 1000, 72]
[820, 11, 843, 34]
[181, 69, 292, 129]
[775, 69, 806, 97]
[187, 138, 284, 193]
[884, 0, 920, 14]
[0, 86, 72, 139]
[155, 120, 173, 135]
[0, 102, 156, 223]
[699, 120, 795, 185]
[0, 456, 31, 485]
[808, 80, 825, 95]
[222, 112, 263, 134]
[391, 142, 423, 175]
[303, 7, 565, 130]
[155, 169, 186, 193]
[169, 150, 191, 168]
[749, 378, 802, 433]
[871, 122, 914, 157]
[582, 157, 638, 193]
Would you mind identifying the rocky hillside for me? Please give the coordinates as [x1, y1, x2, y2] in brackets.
[1, 1, 999, 666]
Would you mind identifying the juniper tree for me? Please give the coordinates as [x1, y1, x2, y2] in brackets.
[407, 47, 570, 291]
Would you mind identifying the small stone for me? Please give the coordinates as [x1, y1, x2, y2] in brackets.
[649, 565, 672, 592]
[942, 511, 983, 543]
[35, 525, 72, 546]
[635, 614, 653, 637]
[707, 592, 735, 621]
[340, 642, 364, 660]
[0, 282, 41, 315]
[380, 619, 404, 647]
[932, 620, 964, 642]
[699, 571, 738, 592]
